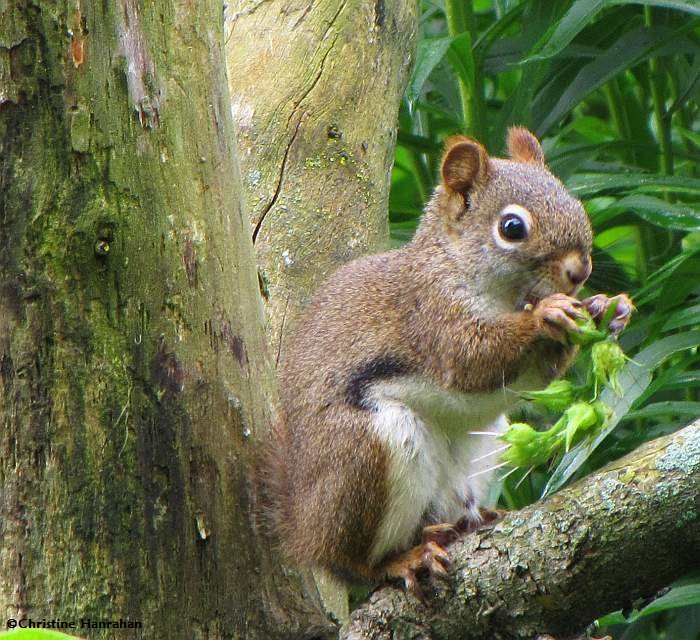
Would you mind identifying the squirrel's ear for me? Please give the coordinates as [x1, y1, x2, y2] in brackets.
[506, 126, 545, 165]
[440, 136, 489, 194]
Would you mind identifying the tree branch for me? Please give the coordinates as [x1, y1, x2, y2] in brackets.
[341, 421, 700, 640]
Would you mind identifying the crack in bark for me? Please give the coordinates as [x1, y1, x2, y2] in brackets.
[321, 0, 348, 41]
[292, 1, 315, 29]
[116, 0, 162, 128]
[227, 0, 274, 24]
[285, 33, 339, 130]
[252, 2, 344, 245]
[284, 0, 346, 130]
[252, 119, 301, 244]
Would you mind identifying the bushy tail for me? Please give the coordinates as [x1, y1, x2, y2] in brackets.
[253, 417, 293, 551]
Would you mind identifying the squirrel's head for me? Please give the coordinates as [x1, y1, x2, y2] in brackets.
[425, 127, 593, 312]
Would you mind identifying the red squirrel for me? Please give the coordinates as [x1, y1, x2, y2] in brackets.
[270, 128, 632, 596]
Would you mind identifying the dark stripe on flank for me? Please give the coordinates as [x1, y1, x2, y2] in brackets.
[346, 356, 412, 410]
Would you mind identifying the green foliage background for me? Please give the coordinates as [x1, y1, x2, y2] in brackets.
[389, 1, 700, 637]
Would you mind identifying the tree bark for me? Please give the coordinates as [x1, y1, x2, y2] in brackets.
[341, 421, 700, 640]
[225, 0, 418, 360]
[0, 2, 330, 638]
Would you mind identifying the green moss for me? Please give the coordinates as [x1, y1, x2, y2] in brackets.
[0, 4, 29, 48]
[676, 509, 697, 527]
[69, 107, 91, 153]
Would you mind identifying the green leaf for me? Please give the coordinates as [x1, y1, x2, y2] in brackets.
[663, 304, 700, 332]
[474, 1, 528, 53]
[446, 32, 475, 94]
[567, 173, 700, 198]
[663, 370, 700, 391]
[543, 331, 700, 496]
[596, 610, 630, 626]
[636, 583, 700, 618]
[619, 194, 700, 231]
[406, 36, 453, 108]
[535, 26, 685, 134]
[525, 0, 700, 63]
[524, 0, 607, 62]
[396, 132, 441, 154]
[596, 574, 700, 628]
[592, 194, 700, 232]
[614, 0, 700, 15]
[633, 248, 700, 306]
[668, 56, 700, 118]
[494, 0, 566, 138]
[623, 401, 700, 421]
[679, 127, 700, 148]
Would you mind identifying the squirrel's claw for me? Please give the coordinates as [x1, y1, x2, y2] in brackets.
[533, 293, 584, 343]
[422, 541, 450, 578]
[583, 293, 634, 336]
[402, 571, 425, 602]
[383, 540, 452, 601]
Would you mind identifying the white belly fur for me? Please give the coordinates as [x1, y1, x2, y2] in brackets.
[366, 375, 527, 564]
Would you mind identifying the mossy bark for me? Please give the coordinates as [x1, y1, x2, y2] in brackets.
[342, 421, 700, 640]
[225, 0, 418, 361]
[0, 2, 330, 638]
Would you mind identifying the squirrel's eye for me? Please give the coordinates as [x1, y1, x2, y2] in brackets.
[499, 214, 528, 241]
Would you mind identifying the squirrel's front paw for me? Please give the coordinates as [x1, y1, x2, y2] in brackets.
[583, 293, 634, 336]
[533, 293, 584, 343]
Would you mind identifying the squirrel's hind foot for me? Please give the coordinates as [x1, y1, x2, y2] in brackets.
[421, 522, 460, 547]
[452, 506, 507, 536]
[382, 541, 451, 601]
[477, 506, 506, 527]
[384, 508, 507, 601]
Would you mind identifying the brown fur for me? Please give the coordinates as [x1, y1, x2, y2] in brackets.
[507, 126, 546, 165]
[441, 136, 489, 195]
[271, 128, 593, 585]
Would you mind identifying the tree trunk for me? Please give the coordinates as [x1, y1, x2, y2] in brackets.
[224, 0, 418, 623]
[225, 0, 418, 360]
[341, 421, 700, 640]
[0, 2, 329, 638]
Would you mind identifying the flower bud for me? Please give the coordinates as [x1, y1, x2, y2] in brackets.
[521, 380, 575, 413]
[500, 422, 537, 446]
[592, 399, 613, 424]
[568, 308, 607, 346]
[592, 340, 626, 395]
[562, 401, 598, 451]
[501, 423, 556, 467]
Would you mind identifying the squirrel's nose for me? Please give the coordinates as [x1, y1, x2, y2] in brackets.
[562, 253, 591, 287]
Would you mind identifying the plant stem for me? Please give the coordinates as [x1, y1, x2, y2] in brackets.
[644, 7, 674, 177]
[603, 79, 634, 164]
[641, 7, 677, 271]
[666, 58, 697, 167]
[444, 0, 484, 138]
